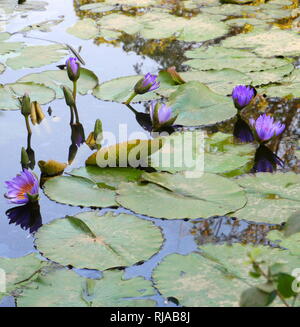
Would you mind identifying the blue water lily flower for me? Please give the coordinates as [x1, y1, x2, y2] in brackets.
[150, 102, 177, 131]
[232, 85, 255, 110]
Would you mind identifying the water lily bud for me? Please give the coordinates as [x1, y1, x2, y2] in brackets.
[134, 73, 160, 95]
[65, 57, 80, 82]
[38, 160, 67, 177]
[62, 86, 75, 107]
[21, 93, 31, 116]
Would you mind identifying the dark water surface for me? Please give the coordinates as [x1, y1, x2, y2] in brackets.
[0, 0, 299, 307]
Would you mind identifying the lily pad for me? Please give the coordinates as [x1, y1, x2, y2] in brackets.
[18, 68, 99, 99]
[35, 211, 163, 270]
[153, 244, 300, 306]
[149, 132, 255, 175]
[222, 28, 300, 58]
[0, 254, 42, 302]
[6, 44, 68, 69]
[234, 173, 300, 224]
[69, 166, 143, 189]
[166, 81, 237, 126]
[259, 69, 300, 98]
[184, 46, 293, 73]
[17, 269, 155, 307]
[116, 172, 247, 219]
[67, 18, 99, 40]
[0, 82, 55, 111]
[43, 175, 117, 208]
[0, 32, 25, 55]
[97, 11, 228, 42]
[268, 230, 300, 256]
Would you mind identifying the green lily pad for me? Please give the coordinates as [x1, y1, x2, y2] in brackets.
[116, 172, 246, 219]
[259, 69, 300, 98]
[0, 254, 42, 302]
[181, 70, 251, 96]
[222, 28, 300, 57]
[0, 32, 25, 55]
[152, 252, 248, 307]
[149, 132, 255, 176]
[234, 173, 300, 224]
[35, 211, 163, 270]
[67, 18, 99, 40]
[6, 44, 68, 69]
[97, 11, 228, 42]
[166, 81, 237, 126]
[18, 68, 99, 99]
[69, 166, 143, 189]
[17, 268, 155, 307]
[43, 176, 117, 208]
[268, 230, 300, 256]
[18, 18, 64, 33]
[93, 75, 161, 103]
[184, 46, 293, 73]
[153, 244, 300, 306]
[0, 82, 55, 111]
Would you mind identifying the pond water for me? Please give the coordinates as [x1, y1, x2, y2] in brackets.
[0, 0, 299, 307]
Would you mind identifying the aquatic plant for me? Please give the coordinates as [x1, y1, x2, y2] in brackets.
[125, 73, 160, 104]
[5, 169, 39, 204]
[65, 57, 80, 82]
[233, 116, 254, 143]
[232, 85, 255, 110]
[250, 114, 285, 142]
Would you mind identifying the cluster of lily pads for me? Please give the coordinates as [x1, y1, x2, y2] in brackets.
[1, 0, 300, 307]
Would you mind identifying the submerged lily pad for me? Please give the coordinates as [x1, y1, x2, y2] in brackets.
[69, 166, 143, 189]
[0, 82, 55, 110]
[18, 68, 99, 99]
[6, 44, 68, 69]
[153, 244, 300, 306]
[67, 19, 99, 40]
[234, 173, 300, 224]
[35, 211, 163, 270]
[0, 254, 42, 302]
[167, 81, 237, 126]
[149, 132, 255, 175]
[17, 269, 155, 307]
[116, 172, 246, 219]
[222, 29, 300, 57]
[43, 176, 117, 208]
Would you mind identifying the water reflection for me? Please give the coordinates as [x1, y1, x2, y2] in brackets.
[192, 216, 280, 246]
[68, 122, 86, 164]
[5, 201, 42, 234]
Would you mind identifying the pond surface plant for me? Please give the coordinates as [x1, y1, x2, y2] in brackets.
[0, 0, 299, 308]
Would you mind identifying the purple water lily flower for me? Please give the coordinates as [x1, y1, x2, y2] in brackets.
[5, 169, 39, 204]
[232, 85, 255, 110]
[134, 73, 160, 95]
[66, 57, 80, 82]
[250, 114, 285, 142]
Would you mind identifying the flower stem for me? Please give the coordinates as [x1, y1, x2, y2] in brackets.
[25, 115, 32, 136]
[124, 92, 137, 105]
[73, 81, 77, 102]
[73, 104, 80, 124]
